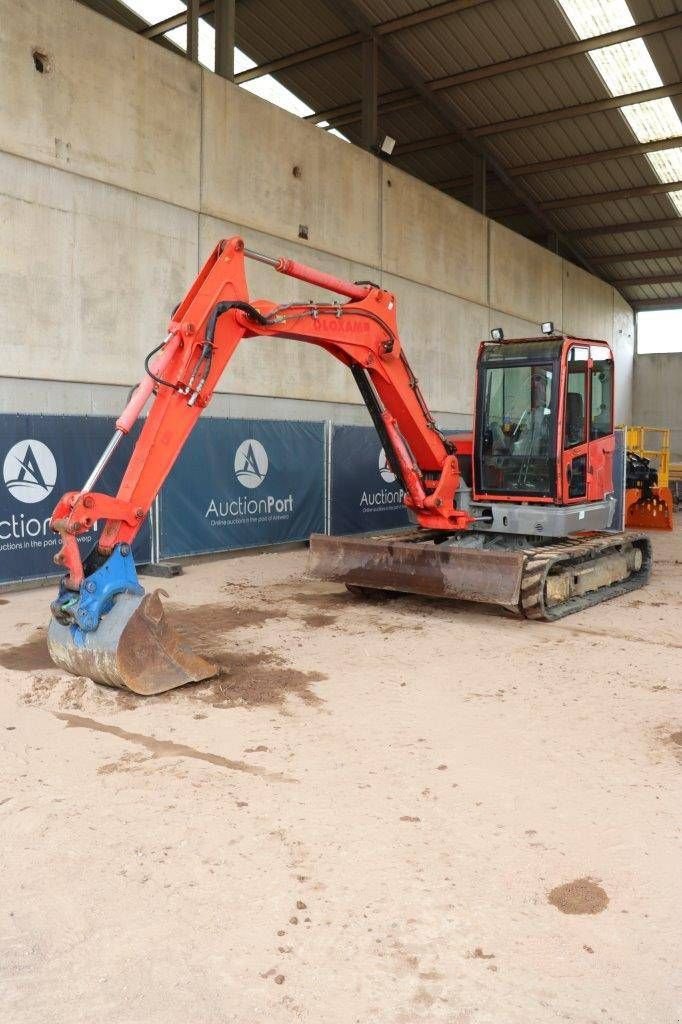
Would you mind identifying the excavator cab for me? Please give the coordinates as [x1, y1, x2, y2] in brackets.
[472, 334, 616, 532]
[476, 341, 558, 498]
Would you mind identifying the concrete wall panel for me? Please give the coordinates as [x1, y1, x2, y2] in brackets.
[489, 222, 562, 327]
[381, 167, 487, 307]
[0, 376, 375, 426]
[562, 262, 614, 342]
[0, 0, 201, 209]
[488, 310, 541, 340]
[0, 152, 198, 386]
[633, 355, 682, 459]
[383, 273, 489, 421]
[199, 216, 377, 406]
[201, 73, 380, 267]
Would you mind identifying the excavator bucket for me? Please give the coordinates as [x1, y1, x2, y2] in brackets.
[309, 530, 526, 607]
[625, 486, 674, 531]
[47, 589, 218, 695]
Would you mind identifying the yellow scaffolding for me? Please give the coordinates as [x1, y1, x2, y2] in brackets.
[622, 425, 670, 488]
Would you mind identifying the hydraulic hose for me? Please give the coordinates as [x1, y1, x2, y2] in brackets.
[204, 300, 270, 343]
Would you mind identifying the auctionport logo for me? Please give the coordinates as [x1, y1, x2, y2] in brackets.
[3, 440, 57, 504]
[378, 448, 396, 484]
[359, 445, 404, 512]
[234, 439, 268, 489]
[205, 438, 294, 524]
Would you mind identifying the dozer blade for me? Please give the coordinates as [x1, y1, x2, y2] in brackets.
[309, 530, 525, 606]
[47, 590, 218, 695]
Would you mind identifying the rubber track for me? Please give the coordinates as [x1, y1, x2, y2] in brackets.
[519, 531, 653, 621]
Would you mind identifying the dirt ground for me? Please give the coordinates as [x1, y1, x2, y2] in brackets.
[0, 525, 681, 1024]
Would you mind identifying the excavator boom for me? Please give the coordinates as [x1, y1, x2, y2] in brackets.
[47, 237, 470, 693]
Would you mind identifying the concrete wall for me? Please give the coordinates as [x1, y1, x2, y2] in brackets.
[633, 355, 682, 460]
[0, 0, 634, 428]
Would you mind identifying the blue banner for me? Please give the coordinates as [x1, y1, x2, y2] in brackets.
[329, 424, 409, 535]
[159, 418, 325, 558]
[0, 415, 151, 584]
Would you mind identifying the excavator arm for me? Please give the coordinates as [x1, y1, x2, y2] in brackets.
[51, 237, 468, 584]
[47, 237, 470, 694]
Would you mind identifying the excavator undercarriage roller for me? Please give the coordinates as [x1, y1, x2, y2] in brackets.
[309, 529, 652, 620]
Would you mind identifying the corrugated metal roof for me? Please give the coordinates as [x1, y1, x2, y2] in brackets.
[77, 0, 682, 307]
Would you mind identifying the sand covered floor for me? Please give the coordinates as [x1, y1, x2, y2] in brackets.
[0, 525, 681, 1023]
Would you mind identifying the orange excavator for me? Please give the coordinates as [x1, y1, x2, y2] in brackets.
[47, 238, 652, 694]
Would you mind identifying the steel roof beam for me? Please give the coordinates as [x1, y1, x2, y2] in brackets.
[237, 34, 363, 83]
[430, 13, 682, 91]
[333, 80, 682, 135]
[631, 297, 682, 309]
[432, 136, 682, 190]
[475, 82, 682, 138]
[589, 246, 682, 265]
[566, 216, 682, 238]
[234, 0, 490, 84]
[493, 179, 682, 217]
[614, 272, 682, 286]
[308, 13, 682, 127]
[142, 1, 213, 38]
[509, 136, 682, 177]
[139, 0, 490, 68]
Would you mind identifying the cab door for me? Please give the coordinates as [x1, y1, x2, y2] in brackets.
[586, 345, 615, 501]
[560, 345, 589, 503]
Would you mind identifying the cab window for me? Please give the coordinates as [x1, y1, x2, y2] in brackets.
[590, 356, 613, 440]
[479, 363, 554, 495]
[564, 348, 587, 449]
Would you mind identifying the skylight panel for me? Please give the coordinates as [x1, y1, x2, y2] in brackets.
[588, 38, 661, 96]
[647, 148, 682, 182]
[122, 0, 183, 22]
[557, 0, 633, 36]
[557, 0, 682, 220]
[164, 21, 216, 70]
[237, 62, 316, 119]
[648, 150, 682, 215]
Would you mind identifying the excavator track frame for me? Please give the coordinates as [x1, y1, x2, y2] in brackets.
[519, 531, 652, 620]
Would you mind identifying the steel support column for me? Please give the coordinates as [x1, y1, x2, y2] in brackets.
[546, 232, 559, 255]
[214, 0, 235, 80]
[362, 36, 379, 151]
[471, 154, 486, 213]
[186, 0, 199, 61]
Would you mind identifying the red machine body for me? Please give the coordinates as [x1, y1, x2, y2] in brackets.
[46, 237, 650, 696]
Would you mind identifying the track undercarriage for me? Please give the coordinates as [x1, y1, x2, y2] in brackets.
[309, 529, 653, 621]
